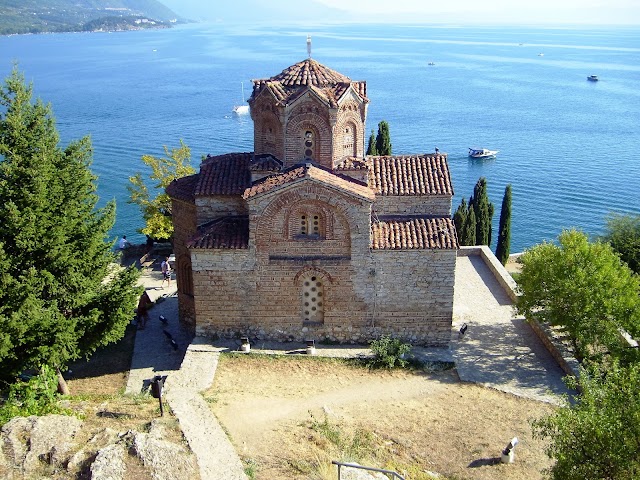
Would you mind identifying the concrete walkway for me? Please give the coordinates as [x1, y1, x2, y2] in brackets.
[452, 255, 572, 404]
[124, 266, 248, 480]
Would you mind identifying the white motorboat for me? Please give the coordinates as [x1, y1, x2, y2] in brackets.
[469, 148, 498, 158]
[232, 82, 249, 115]
[587, 75, 599, 82]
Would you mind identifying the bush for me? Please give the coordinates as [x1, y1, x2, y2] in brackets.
[367, 336, 411, 369]
[0, 365, 69, 425]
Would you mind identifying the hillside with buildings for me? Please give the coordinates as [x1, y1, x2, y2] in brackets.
[0, 0, 182, 35]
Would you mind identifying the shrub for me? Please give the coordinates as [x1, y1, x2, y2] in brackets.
[367, 336, 411, 369]
[0, 365, 69, 425]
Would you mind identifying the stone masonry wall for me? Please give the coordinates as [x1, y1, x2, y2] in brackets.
[171, 198, 197, 328]
[195, 196, 248, 224]
[374, 195, 452, 217]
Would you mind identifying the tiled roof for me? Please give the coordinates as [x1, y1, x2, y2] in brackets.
[270, 58, 350, 87]
[371, 216, 458, 250]
[334, 157, 369, 171]
[187, 217, 249, 250]
[243, 163, 374, 201]
[368, 154, 453, 196]
[195, 153, 252, 196]
[166, 174, 198, 203]
[249, 154, 283, 172]
[251, 58, 368, 107]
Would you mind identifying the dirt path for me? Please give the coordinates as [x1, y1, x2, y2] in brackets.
[209, 355, 554, 480]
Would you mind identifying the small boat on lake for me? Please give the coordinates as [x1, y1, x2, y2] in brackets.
[469, 148, 498, 159]
[587, 75, 599, 82]
[232, 82, 249, 115]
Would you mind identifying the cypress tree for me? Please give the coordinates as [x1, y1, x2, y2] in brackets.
[470, 177, 494, 246]
[375, 120, 392, 155]
[366, 129, 378, 155]
[453, 198, 468, 245]
[0, 69, 140, 391]
[463, 208, 477, 245]
[495, 184, 512, 265]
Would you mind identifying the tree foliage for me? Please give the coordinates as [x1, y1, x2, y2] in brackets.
[453, 197, 468, 244]
[602, 213, 640, 274]
[470, 177, 493, 246]
[375, 121, 392, 156]
[0, 69, 140, 388]
[533, 361, 640, 480]
[495, 184, 512, 265]
[366, 129, 377, 155]
[128, 140, 195, 240]
[515, 229, 640, 364]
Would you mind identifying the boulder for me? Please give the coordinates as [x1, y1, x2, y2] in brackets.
[0, 414, 82, 475]
[131, 429, 198, 480]
[90, 443, 125, 480]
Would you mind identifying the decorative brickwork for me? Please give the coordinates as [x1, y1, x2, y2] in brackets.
[167, 57, 458, 345]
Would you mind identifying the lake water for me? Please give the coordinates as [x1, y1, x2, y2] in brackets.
[1, 23, 639, 252]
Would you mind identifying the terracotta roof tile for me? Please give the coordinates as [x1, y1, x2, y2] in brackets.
[369, 154, 453, 196]
[334, 157, 369, 171]
[371, 216, 458, 250]
[243, 163, 374, 201]
[166, 174, 198, 203]
[196, 153, 252, 196]
[251, 59, 368, 107]
[249, 154, 283, 172]
[188, 217, 249, 250]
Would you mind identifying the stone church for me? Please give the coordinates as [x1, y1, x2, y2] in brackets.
[166, 56, 458, 346]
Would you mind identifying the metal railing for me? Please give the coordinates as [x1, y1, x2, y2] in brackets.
[332, 461, 405, 480]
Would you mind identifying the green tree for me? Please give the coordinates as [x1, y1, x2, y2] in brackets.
[128, 140, 195, 241]
[603, 213, 640, 274]
[366, 129, 377, 155]
[375, 121, 392, 156]
[533, 361, 640, 480]
[0, 69, 140, 393]
[495, 184, 512, 265]
[462, 207, 476, 246]
[515, 229, 640, 364]
[470, 177, 493, 246]
[453, 198, 468, 245]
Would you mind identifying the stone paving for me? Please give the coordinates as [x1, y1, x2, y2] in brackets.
[124, 253, 574, 479]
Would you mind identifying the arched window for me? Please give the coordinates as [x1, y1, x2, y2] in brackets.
[301, 274, 324, 324]
[303, 129, 315, 161]
[342, 123, 356, 157]
[291, 207, 325, 239]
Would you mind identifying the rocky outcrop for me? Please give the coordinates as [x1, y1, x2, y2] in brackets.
[0, 415, 198, 480]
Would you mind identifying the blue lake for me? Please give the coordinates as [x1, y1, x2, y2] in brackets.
[1, 23, 639, 252]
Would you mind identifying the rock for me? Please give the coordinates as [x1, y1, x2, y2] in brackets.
[90, 444, 125, 480]
[131, 430, 198, 480]
[67, 428, 120, 472]
[0, 414, 82, 475]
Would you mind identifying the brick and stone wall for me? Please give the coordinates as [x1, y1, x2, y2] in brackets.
[195, 196, 248, 224]
[374, 195, 452, 217]
[171, 198, 197, 328]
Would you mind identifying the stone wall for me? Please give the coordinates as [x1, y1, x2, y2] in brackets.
[171, 198, 197, 327]
[374, 195, 452, 217]
[195, 196, 248, 224]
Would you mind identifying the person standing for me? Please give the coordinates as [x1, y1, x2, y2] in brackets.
[137, 291, 152, 330]
[160, 256, 171, 289]
[118, 235, 130, 250]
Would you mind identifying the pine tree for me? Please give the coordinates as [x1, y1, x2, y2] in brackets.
[495, 184, 512, 265]
[453, 198, 468, 245]
[0, 69, 140, 391]
[375, 121, 392, 155]
[366, 129, 378, 155]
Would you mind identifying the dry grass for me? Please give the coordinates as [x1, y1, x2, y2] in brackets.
[207, 353, 555, 480]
